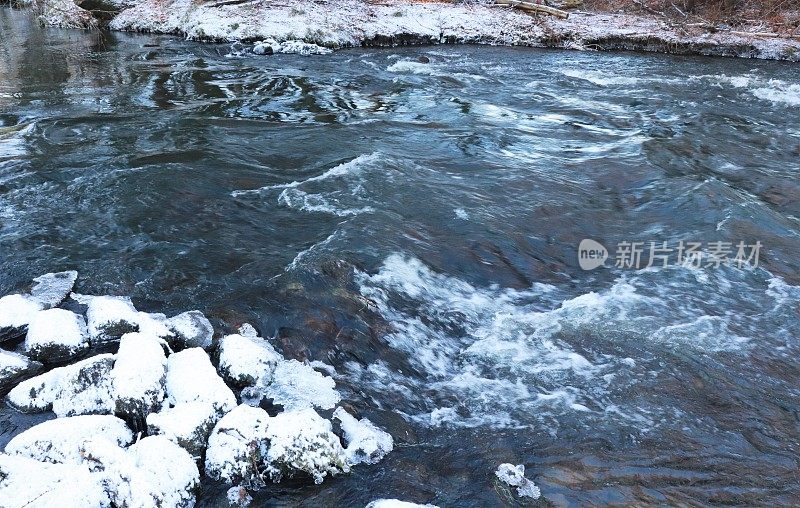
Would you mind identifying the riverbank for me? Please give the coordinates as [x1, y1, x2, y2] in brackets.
[10, 0, 800, 61]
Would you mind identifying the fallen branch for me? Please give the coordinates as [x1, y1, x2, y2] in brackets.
[493, 0, 569, 19]
[730, 30, 800, 40]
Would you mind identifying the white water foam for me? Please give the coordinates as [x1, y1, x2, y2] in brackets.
[689, 73, 800, 106]
[350, 254, 767, 429]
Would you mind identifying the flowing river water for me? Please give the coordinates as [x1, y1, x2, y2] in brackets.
[2, 7, 800, 507]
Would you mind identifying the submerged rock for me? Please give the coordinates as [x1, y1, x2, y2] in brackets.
[333, 407, 393, 466]
[4, 415, 133, 464]
[146, 401, 220, 458]
[111, 332, 166, 428]
[0, 294, 43, 342]
[168, 310, 214, 349]
[24, 308, 90, 363]
[0, 454, 111, 507]
[30, 270, 78, 309]
[165, 347, 236, 413]
[495, 463, 541, 500]
[72, 294, 140, 343]
[264, 359, 340, 410]
[218, 333, 281, 389]
[7, 353, 116, 416]
[205, 404, 271, 488]
[0, 349, 42, 393]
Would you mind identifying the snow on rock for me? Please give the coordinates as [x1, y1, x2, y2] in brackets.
[365, 501, 439, 508]
[4, 415, 133, 464]
[72, 294, 140, 343]
[264, 359, 340, 410]
[205, 404, 271, 488]
[237, 323, 258, 338]
[0, 454, 111, 508]
[111, 332, 166, 426]
[333, 407, 393, 466]
[218, 333, 280, 389]
[135, 312, 175, 342]
[227, 485, 253, 507]
[6, 353, 115, 416]
[81, 435, 200, 508]
[0, 294, 43, 341]
[262, 408, 348, 484]
[167, 310, 213, 349]
[253, 39, 332, 56]
[166, 347, 236, 413]
[0, 350, 42, 392]
[146, 401, 220, 458]
[30, 270, 78, 309]
[495, 463, 541, 500]
[24, 308, 89, 363]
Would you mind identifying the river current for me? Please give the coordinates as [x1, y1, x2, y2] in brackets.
[2, 7, 800, 507]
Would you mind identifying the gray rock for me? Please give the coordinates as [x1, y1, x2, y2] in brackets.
[0, 349, 42, 393]
[30, 270, 78, 309]
[167, 310, 214, 349]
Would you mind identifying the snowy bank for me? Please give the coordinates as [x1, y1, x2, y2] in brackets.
[100, 0, 800, 61]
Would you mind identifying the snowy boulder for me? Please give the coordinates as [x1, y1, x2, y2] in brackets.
[147, 401, 220, 458]
[111, 332, 166, 428]
[495, 463, 541, 500]
[81, 435, 200, 508]
[4, 414, 133, 464]
[0, 454, 111, 508]
[7, 353, 115, 416]
[238, 323, 258, 338]
[167, 310, 213, 349]
[365, 501, 439, 508]
[0, 350, 42, 393]
[205, 404, 271, 488]
[218, 333, 281, 389]
[24, 308, 89, 363]
[135, 312, 175, 342]
[72, 294, 140, 343]
[30, 270, 78, 309]
[252, 41, 274, 55]
[0, 294, 43, 341]
[166, 347, 236, 413]
[264, 359, 340, 410]
[333, 407, 393, 466]
[262, 408, 348, 484]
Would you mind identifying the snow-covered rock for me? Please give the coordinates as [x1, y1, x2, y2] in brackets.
[146, 401, 219, 458]
[0, 294, 43, 341]
[264, 359, 340, 410]
[252, 39, 332, 56]
[4, 415, 133, 464]
[24, 308, 89, 363]
[165, 347, 236, 413]
[7, 353, 115, 416]
[0, 350, 42, 392]
[218, 333, 281, 389]
[262, 408, 348, 484]
[72, 294, 140, 343]
[205, 404, 271, 488]
[365, 501, 439, 508]
[333, 407, 393, 466]
[135, 312, 174, 342]
[111, 332, 166, 426]
[30, 270, 78, 309]
[237, 323, 258, 338]
[81, 435, 200, 508]
[495, 463, 541, 500]
[0, 454, 111, 508]
[167, 310, 213, 349]
[227, 485, 253, 507]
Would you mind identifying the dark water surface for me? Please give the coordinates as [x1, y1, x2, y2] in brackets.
[2, 7, 800, 507]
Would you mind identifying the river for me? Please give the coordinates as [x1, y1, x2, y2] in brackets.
[2, 6, 800, 507]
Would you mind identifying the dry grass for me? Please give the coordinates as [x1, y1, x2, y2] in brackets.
[584, 0, 800, 33]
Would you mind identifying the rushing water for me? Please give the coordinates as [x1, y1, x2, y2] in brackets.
[2, 6, 800, 507]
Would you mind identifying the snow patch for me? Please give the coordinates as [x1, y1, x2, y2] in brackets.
[333, 407, 393, 466]
[495, 463, 541, 500]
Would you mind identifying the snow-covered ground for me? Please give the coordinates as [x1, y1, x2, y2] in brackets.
[100, 0, 800, 61]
